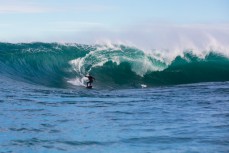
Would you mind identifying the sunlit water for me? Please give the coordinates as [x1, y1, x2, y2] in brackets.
[0, 76, 229, 153]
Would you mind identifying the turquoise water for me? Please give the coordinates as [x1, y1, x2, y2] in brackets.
[1, 43, 229, 88]
[0, 43, 229, 153]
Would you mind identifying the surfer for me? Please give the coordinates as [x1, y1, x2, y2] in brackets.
[85, 74, 95, 87]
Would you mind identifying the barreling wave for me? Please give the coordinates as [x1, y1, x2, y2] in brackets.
[0, 42, 229, 89]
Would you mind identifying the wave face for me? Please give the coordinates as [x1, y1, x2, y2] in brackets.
[0, 42, 229, 88]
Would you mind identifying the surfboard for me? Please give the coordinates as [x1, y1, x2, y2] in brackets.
[86, 86, 93, 89]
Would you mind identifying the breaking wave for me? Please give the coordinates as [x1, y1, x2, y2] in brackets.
[0, 42, 229, 89]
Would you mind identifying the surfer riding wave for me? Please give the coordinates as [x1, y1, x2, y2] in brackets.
[85, 74, 95, 87]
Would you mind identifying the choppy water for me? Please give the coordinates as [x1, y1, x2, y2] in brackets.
[1, 76, 229, 153]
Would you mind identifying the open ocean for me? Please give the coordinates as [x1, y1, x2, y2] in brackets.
[0, 42, 229, 153]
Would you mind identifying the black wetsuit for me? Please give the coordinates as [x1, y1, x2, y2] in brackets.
[86, 76, 95, 87]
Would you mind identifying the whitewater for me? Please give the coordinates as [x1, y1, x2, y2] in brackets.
[0, 42, 229, 153]
[0, 42, 229, 88]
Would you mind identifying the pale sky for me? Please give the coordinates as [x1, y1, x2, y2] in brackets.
[0, 0, 228, 46]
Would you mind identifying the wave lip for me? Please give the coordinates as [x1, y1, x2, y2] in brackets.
[0, 42, 229, 88]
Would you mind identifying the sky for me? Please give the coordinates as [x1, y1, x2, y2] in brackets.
[0, 0, 228, 49]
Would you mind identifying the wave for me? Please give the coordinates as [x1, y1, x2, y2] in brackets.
[0, 42, 229, 89]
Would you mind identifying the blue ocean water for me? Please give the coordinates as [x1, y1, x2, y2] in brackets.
[1, 76, 229, 153]
[0, 43, 229, 153]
